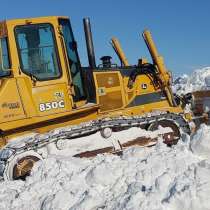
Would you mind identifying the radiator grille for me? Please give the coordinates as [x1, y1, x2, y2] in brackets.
[95, 73, 120, 88]
[95, 72, 123, 112]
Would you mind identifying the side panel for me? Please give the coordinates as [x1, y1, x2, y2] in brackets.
[32, 83, 72, 116]
[0, 79, 26, 123]
[94, 71, 125, 112]
[16, 78, 72, 117]
[126, 74, 166, 107]
[93, 69, 175, 117]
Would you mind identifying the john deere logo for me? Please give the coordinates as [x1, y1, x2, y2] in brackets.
[141, 83, 148, 89]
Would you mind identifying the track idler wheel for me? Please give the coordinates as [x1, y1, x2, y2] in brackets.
[148, 120, 181, 145]
[4, 151, 42, 180]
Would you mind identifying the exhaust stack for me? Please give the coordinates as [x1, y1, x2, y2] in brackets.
[83, 18, 96, 69]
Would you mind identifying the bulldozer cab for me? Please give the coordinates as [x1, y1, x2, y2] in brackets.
[0, 17, 90, 122]
[14, 17, 86, 104]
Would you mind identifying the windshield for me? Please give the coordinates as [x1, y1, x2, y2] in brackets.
[59, 18, 86, 102]
[0, 37, 11, 77]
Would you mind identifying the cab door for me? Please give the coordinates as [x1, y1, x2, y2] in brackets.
[15, 23, 72, 117]
[58, 18, 87, 108]
[0, 36, 26, 123]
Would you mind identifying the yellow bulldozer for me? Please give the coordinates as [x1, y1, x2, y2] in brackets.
[0, 16, 194, 180]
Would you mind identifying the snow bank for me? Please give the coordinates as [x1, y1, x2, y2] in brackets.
[173, 67, 210, 95]
[190, 124, 210, 160]
[0, 126, 210, 210]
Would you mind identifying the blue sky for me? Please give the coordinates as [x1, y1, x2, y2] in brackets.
[1, 0, 210, 75]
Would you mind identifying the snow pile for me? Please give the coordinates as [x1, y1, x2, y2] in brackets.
[43, 127, 172, 157]
[191, 124, 210, 160]
[0, 126, 210, 210]
[173, 67, 210, 95]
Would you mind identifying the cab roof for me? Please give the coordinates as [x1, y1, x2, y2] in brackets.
[5, 16, 69, 24]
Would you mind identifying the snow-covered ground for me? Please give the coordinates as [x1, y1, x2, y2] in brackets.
[1, 67, 210, 210]
[0, 125, 210, 210]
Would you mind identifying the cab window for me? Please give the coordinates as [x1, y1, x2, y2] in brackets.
[15, 24, 61, 80]
[0, 37, 11, 77]
[59, 19, 86, 101]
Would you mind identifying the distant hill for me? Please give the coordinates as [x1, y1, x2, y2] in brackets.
[173, 67, 210, 95]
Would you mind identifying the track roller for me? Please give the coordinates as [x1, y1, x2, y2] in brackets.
[100, 127, 112, 139]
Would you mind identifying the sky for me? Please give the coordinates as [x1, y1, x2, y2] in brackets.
[1, 0, 210, 76]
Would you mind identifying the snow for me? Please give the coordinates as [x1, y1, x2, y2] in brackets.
[173, 67, 210, 95]
[0, 125, 210, 210]
[190, 124, 210, 160]
[43, 127, 172, 157]
[1, 67, 210, 210]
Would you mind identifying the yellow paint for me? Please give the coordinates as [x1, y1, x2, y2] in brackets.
[143, 30, 176, 107]
[111, 37, 129, 66]
[0, 79, 26, 123]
